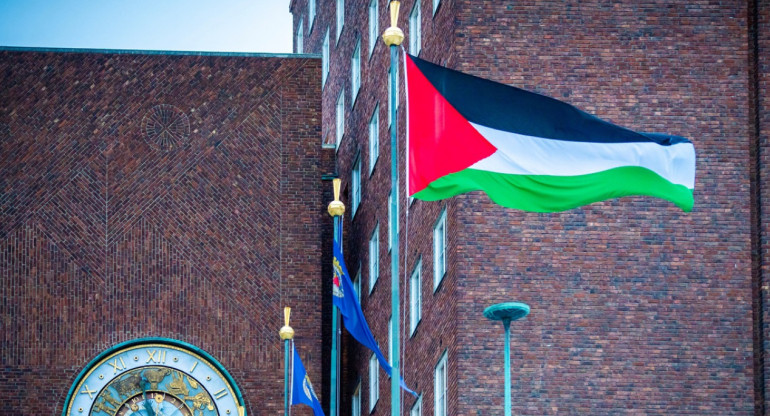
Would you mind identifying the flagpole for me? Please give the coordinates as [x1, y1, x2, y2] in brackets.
[280, 306, 295, 416]
[483, 302, 530, 416]
[328, 178, 345, 416]
[382, 2, 404, 415]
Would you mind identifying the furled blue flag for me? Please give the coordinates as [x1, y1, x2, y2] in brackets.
[291, 343, 325, 416]
[332, 228, 418, 397]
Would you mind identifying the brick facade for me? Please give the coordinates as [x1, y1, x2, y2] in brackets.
[292, 0, 767, 415]
[756, 0, 770, 413]
[0, 50, 332, 415]
[1, 0, 767, 414]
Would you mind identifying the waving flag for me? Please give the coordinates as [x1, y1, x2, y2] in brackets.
[405, 54, 696, 212]
[332, 230, 417, 397]
[291, 343, 325, 416]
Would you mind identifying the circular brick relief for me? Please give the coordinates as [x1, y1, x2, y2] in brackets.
[141, 104, 190, 151]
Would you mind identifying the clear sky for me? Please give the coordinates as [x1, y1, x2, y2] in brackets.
[0, 0, 293, 54]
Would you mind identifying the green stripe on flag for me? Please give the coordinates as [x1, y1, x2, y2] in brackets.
[412, 166, 694, 212]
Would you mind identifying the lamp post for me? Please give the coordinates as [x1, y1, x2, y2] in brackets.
[483, 302, 530, 416]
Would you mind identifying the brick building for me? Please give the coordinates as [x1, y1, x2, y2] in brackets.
[0, 50, 334, 415]
[0, 0, 768, 415]
[290, 0, 768, 415]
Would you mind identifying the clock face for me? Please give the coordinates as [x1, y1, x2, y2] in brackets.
[65, 340, 245, 416]
[116, 391, 194, 416]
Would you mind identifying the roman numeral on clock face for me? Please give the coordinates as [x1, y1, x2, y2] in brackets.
[109, 357, 127, 374]
[146, 349, 167, 364]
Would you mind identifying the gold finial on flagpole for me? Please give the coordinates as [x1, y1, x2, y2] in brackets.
[382, 1, 404, 46]
[328, 178, 346, 217]
[279, 306, 294, 340]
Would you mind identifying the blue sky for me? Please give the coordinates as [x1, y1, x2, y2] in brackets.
[0, 0, 293, 53]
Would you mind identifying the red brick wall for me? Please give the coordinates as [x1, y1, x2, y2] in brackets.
[291, 0, 461, 414]
[756, 0, 770, 413]
[294, 0, 762, 414]
[0, 50, 330, 415]
[455, 1, 754, 414]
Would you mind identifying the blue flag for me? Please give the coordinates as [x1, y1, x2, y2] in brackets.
[291, 343, 325, 416]
[332, 230, 418, 397]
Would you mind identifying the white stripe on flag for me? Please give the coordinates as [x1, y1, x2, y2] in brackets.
[469, 123, 696, 188]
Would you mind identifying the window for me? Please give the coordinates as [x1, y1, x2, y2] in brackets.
[351, 39, 361, 103]
[352, 156, 361, 216]
[336, 90, 345, 148]
[388, 67, 398, 126]
[352, 382, 361, 416]
[336, 0, 345, 41]
[434, 352, 448, 416]
[368, 104, 379, 174]
[409, 259, 422, 335]
[409, 1, 421, 56]
[411, 396, 422, 416]
[368, 0, 378, 56]
[369, 354, 379, 411]
[308, 0, 316, 29]
[433, 0, 440, 15]
[388, 188, 398, 250]
[369, 224, 379, 292]
[296, 20, 304, 54]
[433, 208, 446, 290]
[322, 29, 330, 87]
[354, 265, 362, 303]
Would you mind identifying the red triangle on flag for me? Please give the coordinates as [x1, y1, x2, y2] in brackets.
[406, 55, 498, 195]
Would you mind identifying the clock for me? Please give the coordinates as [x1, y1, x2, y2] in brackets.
[116, 391, 194, 416]
[63, 338, 246, 416]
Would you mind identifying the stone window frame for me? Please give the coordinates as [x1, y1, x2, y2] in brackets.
[409, 258, 422, 335]
[352, 380, 362, 416]
[336, 89, 345, 149]
[352, 38, 361, 105]
[368, 0, 378, 57]
[351, 154, 361, 216]
[369, 353, 379, 412]
[434, 350, 448, 416]
[296, 19, 304, 54]
[336, 0, 345, 43]
[369, 223, 380, 293]
[322, 28, 330, 87]
[433, 207, 447, 291]
[409, 0, 421, 56]
[368, 103, 379, 175]
[411, 395, 423, 416]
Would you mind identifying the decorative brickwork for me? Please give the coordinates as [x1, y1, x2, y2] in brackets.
[141, 104, 191, 151]
[0, 50, 330, 415]
[293, 0, 767, 415]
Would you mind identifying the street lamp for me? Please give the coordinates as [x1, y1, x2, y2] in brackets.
[484, 302, 530, 416]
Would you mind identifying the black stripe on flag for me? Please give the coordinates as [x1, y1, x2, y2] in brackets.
[408, 54, 689, 146]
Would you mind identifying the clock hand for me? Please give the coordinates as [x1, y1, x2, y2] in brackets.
[140, 376, 157, 416]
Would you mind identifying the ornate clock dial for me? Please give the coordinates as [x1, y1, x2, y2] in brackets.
[64, 340, 245, 416]
[116, 391, 194, 416]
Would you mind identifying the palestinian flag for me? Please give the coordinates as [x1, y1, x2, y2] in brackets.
[405, 54, 696, 212]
